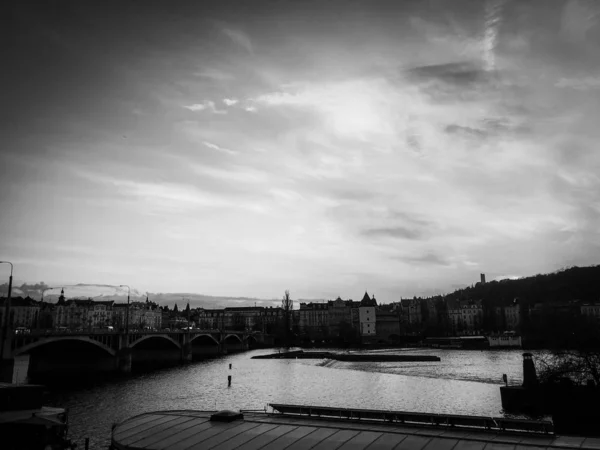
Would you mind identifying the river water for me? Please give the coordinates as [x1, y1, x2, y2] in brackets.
[42, 348, 534, 449]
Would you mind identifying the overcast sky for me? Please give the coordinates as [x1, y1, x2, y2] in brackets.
[1, 0, 599, 303]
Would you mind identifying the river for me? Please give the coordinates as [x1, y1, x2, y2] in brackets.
[41, 348, 535, 449]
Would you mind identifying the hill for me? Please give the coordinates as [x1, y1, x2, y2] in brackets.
[427, 265, 600, 306]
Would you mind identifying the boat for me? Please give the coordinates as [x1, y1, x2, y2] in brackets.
[488, 331, 522, 348]
[0, 383, 75, 450]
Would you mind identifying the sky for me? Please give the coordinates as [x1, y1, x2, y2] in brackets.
[1, 0, 599, 304]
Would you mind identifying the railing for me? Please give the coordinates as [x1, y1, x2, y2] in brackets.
[268, 404, 553, 434]
[11, 329, 257, 337]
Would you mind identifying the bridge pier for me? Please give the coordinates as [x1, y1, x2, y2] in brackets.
[181, 343, 192, 362]
[116, 348, 132, 374]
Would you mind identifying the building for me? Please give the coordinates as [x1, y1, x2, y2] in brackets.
[400, 298, 423, 332]
[327, 297, 352, 337]
[0, 296, 40, 329]
[447, 299, 483, 335]
[358, 292, 377, 340]
[113, 301, 162, 330]
[581, 303, 600, 319]
[503, 303, 521, 330]
[488, 332, 522, 348]
[54, 297, 114, 330]
[375, 303, 402, 342]
[195, 306, 283, 332]
[298, 302, 329, 336]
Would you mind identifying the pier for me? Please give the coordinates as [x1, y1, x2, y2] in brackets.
[252, 350, 441, 362]
[110, 405, 600, 450]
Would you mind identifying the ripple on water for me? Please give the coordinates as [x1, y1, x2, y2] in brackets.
[42, 348, 533, 449]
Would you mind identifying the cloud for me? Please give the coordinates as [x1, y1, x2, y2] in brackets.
[560, 0, 600, 43]
[223, 98, 239, 106]
[397, 253, 452, 266]
[362, 226, 424, 241]
[194, 69, 235, 81]
[222, 28, 253, 54]
[483, 0, 506, 70]
[183, 101, 227, 114]
[250, 79, 402, 140]
[79, 172, 232, 209]
[202, 141, 238, 155]
[555, 76, 600, 90]
[184, 104, 207, 112]
[244, 106, 257, 112]
[445, 124, 488, 138]
[407, 62, 487, 86]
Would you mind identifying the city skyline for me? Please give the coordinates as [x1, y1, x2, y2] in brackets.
[2, 0, 600, 304]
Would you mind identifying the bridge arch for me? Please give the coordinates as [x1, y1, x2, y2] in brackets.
[190, 334, 220, 345]
[14, 336, 116, 357]
[223, 334, 243, 344]
[129, 334, 181, 349]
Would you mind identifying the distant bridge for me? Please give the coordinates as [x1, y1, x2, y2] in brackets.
[1, 329, 270, 380]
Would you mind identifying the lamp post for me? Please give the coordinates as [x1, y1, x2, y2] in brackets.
[0, 261, 14, 360]
[120, 285, 130, 336]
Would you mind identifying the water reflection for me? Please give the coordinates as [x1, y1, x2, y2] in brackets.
[43, 348, 532, 449]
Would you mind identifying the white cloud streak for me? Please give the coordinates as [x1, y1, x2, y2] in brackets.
[222, 28, 253, 54]
[183, 100, 227, 114]
[202, 141, 238, 155]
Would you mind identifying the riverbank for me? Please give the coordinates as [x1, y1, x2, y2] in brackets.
[251, 350, 441, 361]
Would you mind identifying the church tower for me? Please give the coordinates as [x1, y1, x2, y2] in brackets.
[58, 288, 66, 305]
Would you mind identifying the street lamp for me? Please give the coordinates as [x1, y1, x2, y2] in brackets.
[120, 285, 130, 336]
[0, 261, 14, 360]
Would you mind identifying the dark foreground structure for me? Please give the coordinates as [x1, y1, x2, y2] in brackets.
[110, 403, 598, 450]
[501, 353, 600, 436]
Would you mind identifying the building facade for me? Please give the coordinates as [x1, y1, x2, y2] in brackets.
[358, 292, 377, 339]
[447, 299, 483, 335]
[0, 296, 40, 329]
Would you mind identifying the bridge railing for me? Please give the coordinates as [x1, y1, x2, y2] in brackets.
[268, 404, 554, 434]
[10, 328, 259, 337]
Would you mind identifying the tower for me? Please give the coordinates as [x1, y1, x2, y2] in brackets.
[58, 288, 65, 305]
[480, 273, 486, 284]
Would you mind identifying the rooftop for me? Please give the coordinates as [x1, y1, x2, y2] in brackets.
[110, 408, 598, 450]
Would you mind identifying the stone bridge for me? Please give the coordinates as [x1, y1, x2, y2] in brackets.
[1, 329, 270, 381]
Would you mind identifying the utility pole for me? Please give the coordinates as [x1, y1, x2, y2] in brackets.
[0, 261, 14, 360]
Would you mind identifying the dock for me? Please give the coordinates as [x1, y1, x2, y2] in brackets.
[110, 405, 600, 450]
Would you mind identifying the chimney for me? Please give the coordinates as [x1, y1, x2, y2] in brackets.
[480, 273, 486, 284]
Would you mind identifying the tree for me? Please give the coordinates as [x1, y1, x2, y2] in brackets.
[537, 350, 600, 386]
[282, 290, 293, 346]
[173, 303, 179, 313]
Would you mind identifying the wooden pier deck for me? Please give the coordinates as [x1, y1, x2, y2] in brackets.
[111, 410, 600, 450]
